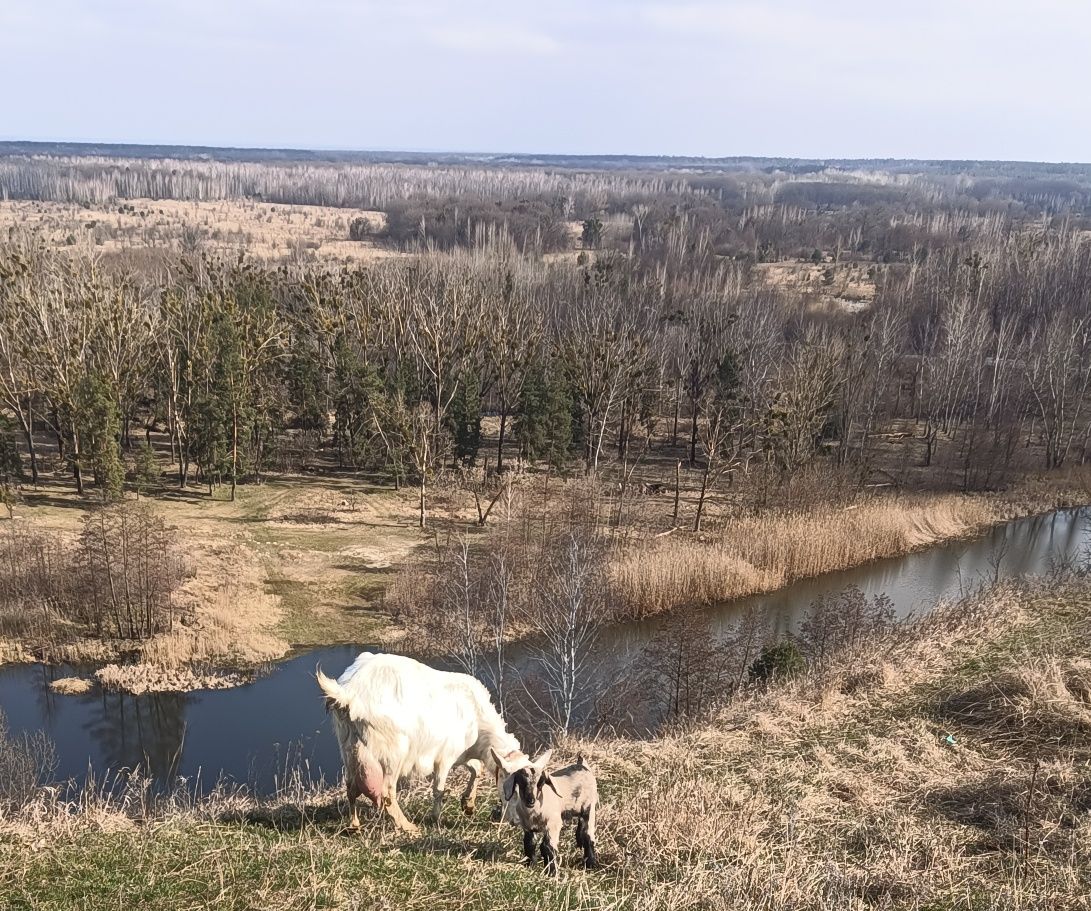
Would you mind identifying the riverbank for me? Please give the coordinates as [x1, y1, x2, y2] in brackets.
[3, 573, 1088, 909]
[0, 475, 1084, 695]
[610, 481, 1086, 619]
[0, 478, 427, 692]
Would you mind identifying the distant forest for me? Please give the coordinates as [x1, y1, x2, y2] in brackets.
[3, 144, 1091, 527]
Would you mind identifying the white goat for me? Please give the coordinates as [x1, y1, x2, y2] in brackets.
[316, 652, 521, 833]
[493, 749, 599, 876]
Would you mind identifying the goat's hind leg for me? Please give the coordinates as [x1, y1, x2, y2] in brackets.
[574, 817, 587, 851]
[343, 754, 367, 830]
[578, 807, 599, 869]
[460, 758, 482, 815]
[430, 761, 451, 825]
[345, 783, 361, 831]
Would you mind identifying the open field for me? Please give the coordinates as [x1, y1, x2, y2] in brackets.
[3, 573, 1089, 909]
[0, 199, 402, 263]
[753, 260, 877, 314]
[0, 477, 431, 684]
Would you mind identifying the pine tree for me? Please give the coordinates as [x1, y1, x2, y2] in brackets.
[0, 414, 24, 518]
[446, 370, 482, 465]
[73, 373, 124, 501]
[581, 216, 604, 249]
[516, 361, 573, 467]
[287, 345, 327, 439]
[133, 442, 160, 498]
[332, 334, 384, 470]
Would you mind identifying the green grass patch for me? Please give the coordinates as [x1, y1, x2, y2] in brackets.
[267, 575, 385, 648]
[1, 820, 617, 911]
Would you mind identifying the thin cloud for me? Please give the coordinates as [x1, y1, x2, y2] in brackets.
[428, 23, 561, 56]
[1, 0, 1089, 159]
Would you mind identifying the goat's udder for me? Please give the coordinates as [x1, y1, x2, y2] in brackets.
[352, 743, 384, 807]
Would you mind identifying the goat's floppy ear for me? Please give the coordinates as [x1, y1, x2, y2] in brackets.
[502, 773, 517, 803]
[490, 751, 518, 801]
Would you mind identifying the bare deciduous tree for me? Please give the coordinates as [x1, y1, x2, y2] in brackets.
[530, 531, 606, 734]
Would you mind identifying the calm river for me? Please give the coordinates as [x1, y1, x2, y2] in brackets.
[2, 507, 1088, 794]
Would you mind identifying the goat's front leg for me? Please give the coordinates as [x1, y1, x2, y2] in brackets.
[522, 830, 538, 866]
[541, 819, 563, 876]
[430, 762, 451, 825]
[383, 779, 420, 835]
[460, 759, 482, 815]
[344, 770, 362, 830]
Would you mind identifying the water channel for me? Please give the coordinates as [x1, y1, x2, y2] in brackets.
[2, 507, 1087, 794]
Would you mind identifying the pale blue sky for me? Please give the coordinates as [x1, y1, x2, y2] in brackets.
[2, 1, 1087, 161]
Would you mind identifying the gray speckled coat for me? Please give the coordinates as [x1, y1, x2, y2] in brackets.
[501, 756, 599, 876]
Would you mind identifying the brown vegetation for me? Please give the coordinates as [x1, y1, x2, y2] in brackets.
[3, 574, 1089, 908]
[0, 502, 185, 648]
[0, 477, 428, 688]
[612, 493, 1002, 618]
[0, 199, 397, 264]
[4, 151, 1091, 698]
[46, 677, 93, 695]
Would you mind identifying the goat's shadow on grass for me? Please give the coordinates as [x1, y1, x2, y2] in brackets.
[399, 833, 511, 862]
[214, 803, 509, 853]
[216, 802, 347, 831]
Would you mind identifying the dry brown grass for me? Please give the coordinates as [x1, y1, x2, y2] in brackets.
[46, 677, 93, 695]
[0, 199, 403, 263]
[0, 478, 428, 690]
[3, 578, 1089, 909]
[94, 664, 247, 694]
[568, 580, 1091, 908]
[613, 492, 1014, 618]
[753, 260, 877, 314]
[29, 533, 290, 675]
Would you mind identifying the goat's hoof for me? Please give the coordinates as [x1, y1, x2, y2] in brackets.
[461, 801, 476, 817]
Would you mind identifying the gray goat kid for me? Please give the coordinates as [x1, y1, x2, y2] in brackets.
[491, 748, 599, 876]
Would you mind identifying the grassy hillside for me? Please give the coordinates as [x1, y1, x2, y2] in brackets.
[3, 574, 1089, 910]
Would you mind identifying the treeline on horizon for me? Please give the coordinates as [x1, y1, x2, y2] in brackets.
[5, 152, 1091, 226]
[3, 140, 1091, 173]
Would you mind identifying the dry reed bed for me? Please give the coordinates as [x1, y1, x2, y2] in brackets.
[611, 491, 1055, 619]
